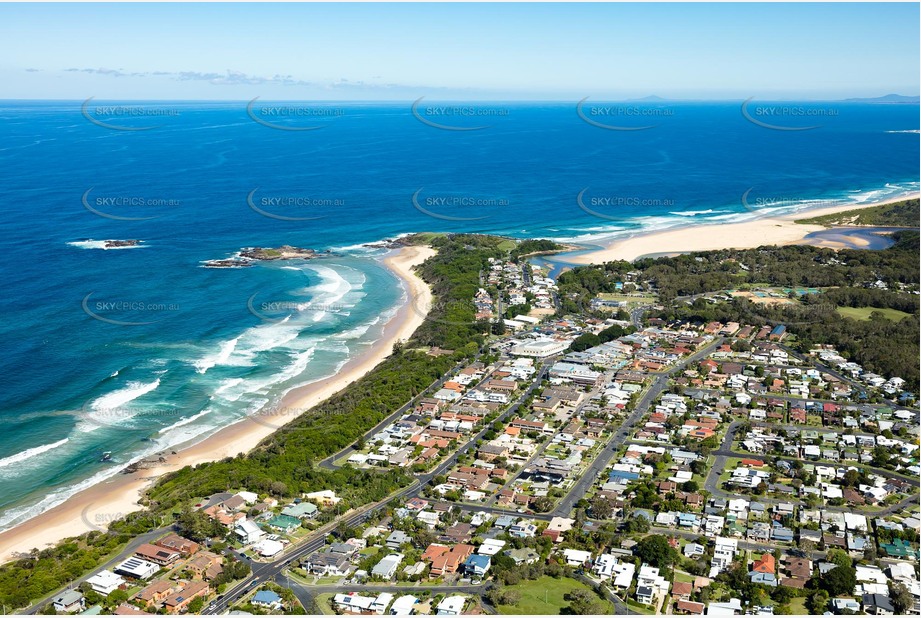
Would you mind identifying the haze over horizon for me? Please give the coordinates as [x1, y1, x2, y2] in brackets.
[1, 3, 918, 101]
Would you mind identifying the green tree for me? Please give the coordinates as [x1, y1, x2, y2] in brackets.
[563, 589, 606, 615]
[806, 590, 829, 614]
[634, 535, 678, 570]
[889, 581, 913, 614]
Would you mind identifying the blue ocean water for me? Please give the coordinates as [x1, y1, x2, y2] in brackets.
[0, 100, 917, 529]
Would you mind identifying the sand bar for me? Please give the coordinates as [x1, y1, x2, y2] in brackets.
[568, 193, 919, 264]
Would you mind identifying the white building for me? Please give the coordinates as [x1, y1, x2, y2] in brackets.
[372, 553, 404, 580]
[561, 548, 592, 566]
[255, 539, 284, 557]
[390, 595, 419, 615]
[511, 340, 569, 358]
[234, 519, 265, 545]
[113, 557, 159, 580]
[592, 555, 635, 590]
[371, 592, 395, 615]
[710, 537, 738, 577]
[86, 570, 125, 595]
[334, 593, 375, 613]
[436, 596, 466, 616]
[635, 564, 670, 605]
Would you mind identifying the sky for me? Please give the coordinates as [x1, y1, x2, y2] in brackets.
[1, 3, 919, 100]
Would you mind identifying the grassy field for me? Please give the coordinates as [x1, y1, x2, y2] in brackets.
[717, 457, 744, 486]
[497, 576, 613, 615]
[673, 570, 696, 584]
[597, 292, 657, 308]
[836, 306, 913, 322]
[787, 597, 809, 615]
[314, 593, 336, 615]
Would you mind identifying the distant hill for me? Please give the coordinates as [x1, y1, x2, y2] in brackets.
[843, 94, 920, 104]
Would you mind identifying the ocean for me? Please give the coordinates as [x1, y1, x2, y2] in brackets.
[0, 99, 917, 530]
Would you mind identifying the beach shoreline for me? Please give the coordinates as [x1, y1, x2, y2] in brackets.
[567, 193, 920, 264]
[0, 244, 436, 564]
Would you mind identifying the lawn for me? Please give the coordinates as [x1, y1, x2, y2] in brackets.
[497, 576, 613, 615]
[786, 597, 809, 615]
[716, 457, 744, 486]
[673, 570, 696, 584]
[314, 593, 336, 615]
[836, 306, 913, 322]
[625, 599, 657, 614]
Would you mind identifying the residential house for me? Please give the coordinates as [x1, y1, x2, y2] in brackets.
[52, 591, 85, 614]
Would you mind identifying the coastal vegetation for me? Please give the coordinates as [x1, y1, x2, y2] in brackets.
[794, 198, 919, 227]
[557, 232, 920, 391]
[150, 236, 518, 509]
[0, 233, 516, 611]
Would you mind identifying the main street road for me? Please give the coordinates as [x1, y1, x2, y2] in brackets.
[206, 363, 551, 614]
[24, 526, 173, 615]
[705, 421, 919, 516]
[554, 337, 724, 517]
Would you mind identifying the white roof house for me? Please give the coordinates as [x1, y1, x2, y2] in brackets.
[371, 592, 395, 615]
[334, 593, 375, 612]
[390, 595, 419, 615]
[561, 548, 592, 566]
[372, 553, 404, 580]
[113, 557, 159, 580]
[477, 539, 507, 556]
[86, 570, 125, 595]
[436, 596, 466, 616]
[234, 519, 265, 544]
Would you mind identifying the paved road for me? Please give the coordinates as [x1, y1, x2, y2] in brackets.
[206, 362, 552, 614]
[316, 360, 467, 471]
[705, 421, 918, 516]
[554, 337, 724, 517]
[275, 571, 490, 614]
[24, 525, 173, 615]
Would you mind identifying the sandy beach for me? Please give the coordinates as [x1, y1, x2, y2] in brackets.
[0, 244, 436, 564]
[568, 193, 920, 264]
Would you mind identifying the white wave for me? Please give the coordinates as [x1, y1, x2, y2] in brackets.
[89, 379, 161, 412]
[885, 129, 920, 134]
[0, 438, 69, 469]
[193, 336, 240, 374]
[274, 348, 317, 385]
[215, 377, 244, 395]
[669, 209, 723, 217]
[158, 409, 210, 435]
[67, 240, 146, 250]
[334, 315, 382, 340]
[0, 464, 126, 532]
